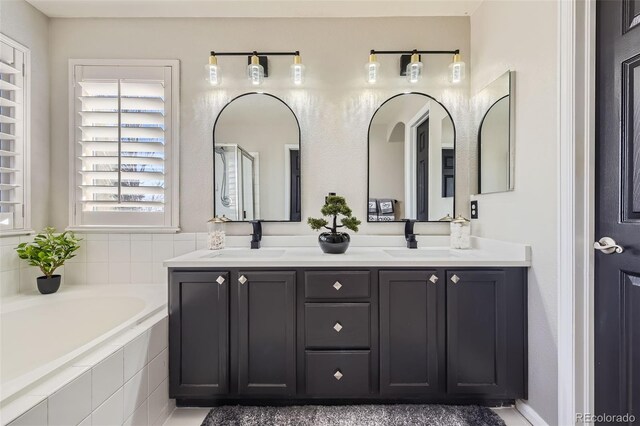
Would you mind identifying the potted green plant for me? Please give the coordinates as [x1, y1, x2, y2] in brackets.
[15, 227, 81, 294]
[308, 194, 361, 254]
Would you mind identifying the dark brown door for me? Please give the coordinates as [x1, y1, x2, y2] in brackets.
[169, 271, 229, 398]
[596, 0, 640, 421]
[416, 118, 429, 221]
[237, 270, 296, 395]
[379, 270, 441, 395]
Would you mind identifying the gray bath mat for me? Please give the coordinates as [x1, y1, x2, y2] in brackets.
[201, 404, 506, 426]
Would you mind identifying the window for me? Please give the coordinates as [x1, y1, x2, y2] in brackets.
[69, 60, 179, 231]
[0, 34, 30, 234]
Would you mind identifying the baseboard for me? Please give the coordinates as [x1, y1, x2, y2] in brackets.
[516, 400, 550, 426]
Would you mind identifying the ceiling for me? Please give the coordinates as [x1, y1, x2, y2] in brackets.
[25, 0, 483, 18]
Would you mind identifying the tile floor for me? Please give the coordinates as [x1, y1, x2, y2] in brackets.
[163, 406, 532, 426]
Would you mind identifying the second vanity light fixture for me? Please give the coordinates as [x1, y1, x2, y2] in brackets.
[366, 49, 465, 84]
[207, 50, 304, 86]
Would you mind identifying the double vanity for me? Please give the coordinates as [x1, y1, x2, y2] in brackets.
[165, 238, 530, 407]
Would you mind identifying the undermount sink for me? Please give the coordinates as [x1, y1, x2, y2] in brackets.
[383, 249, 461, 258]
[201, 249, 286, 259]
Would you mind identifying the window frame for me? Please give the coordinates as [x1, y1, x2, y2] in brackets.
[67, 59, 180, 233]
[0, 33, 32, 237]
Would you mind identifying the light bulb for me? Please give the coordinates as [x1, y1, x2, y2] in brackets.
[449, 53, 466, 84]
[206, 54, 221, 86]
[406, 52, 423, 84]
[291, 54, 305, 85]
[365, 53, 379, 84]
[247, 54, 264, 86]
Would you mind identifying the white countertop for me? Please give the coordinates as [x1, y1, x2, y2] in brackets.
[164, 236, 531, 268]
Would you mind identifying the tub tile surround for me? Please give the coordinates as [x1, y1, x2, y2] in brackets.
[0, 314, 173, 426]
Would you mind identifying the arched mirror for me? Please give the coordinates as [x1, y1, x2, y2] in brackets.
[367, 93, 455, 222]
[477, 71, 514, 194]
[213, 93, 301, 222]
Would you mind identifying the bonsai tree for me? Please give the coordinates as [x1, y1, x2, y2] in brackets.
[16, 227, 81, 278]
[308, 194, 361, 234]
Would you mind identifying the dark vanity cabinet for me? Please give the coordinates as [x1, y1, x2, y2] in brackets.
[236, 271, 296, 396]
[169, 266, 527, 405]
[169, 271, 229, 398]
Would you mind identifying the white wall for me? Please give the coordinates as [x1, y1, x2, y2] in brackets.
[470, 1, 558, 424]
[0, 0, 50, 232]
[48, 17, 471, 235]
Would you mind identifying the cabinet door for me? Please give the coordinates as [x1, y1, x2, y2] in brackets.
[446, 270, 507, 395]
[169, 271, 229, 398]
[237, 270, 296, 395]
[379, 270, 441, 395]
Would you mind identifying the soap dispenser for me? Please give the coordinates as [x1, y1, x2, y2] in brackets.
[450, 215, 471, 249]
[207, 216, 230, 250]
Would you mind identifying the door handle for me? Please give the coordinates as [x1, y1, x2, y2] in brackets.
[594, 237, 624, 254]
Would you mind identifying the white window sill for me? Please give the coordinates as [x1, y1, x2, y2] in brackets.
[65, 226, 181, 234]
[0, 229, 34, 238]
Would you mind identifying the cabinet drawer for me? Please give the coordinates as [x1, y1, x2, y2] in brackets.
[305, 303, 370, 349]
[305, 271, 370, 299]
[305, 351, 371, 396]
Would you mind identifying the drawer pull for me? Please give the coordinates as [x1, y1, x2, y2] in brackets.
[333, 322, 343, 333]
[216, 275, 225, 285]
[333, 281, 343, 291]
[333, 370, 343, 380]
[429, 274, 438, 284]
[239, 275, 248, 285]
[450, 274, 460, 284]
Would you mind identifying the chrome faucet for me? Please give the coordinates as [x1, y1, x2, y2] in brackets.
[404, 219, 417, 249]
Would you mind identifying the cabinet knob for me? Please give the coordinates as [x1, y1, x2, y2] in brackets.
[450, 274, 460, 284]
[333, 370, 343, 381]
[333, 281, 343, 291]
[429, 274, 438, 284]
[216, 276, 225, 285]
[333, 322, 343, 333]
[239, 275, 248, 285]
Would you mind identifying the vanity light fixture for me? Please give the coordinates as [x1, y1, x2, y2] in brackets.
[291, 53, 305, 85]
[206, 50, 302, 87]
[449, 53, 466, 84]
[247, 52, 265, 86]
[406, 51, 423, 83]
[367, 49, 461, 84]
[366, 51, 380, 84]
[206, 53, 221, 86]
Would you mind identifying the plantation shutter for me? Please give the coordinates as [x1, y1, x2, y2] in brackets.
[72, 63, 177, 228]
[0, 35, 28, 232]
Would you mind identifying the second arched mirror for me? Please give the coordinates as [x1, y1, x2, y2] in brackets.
[213, 93, 301, 222]
[367, 93, 455, 222]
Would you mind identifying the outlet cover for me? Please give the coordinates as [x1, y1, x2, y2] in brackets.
[470, 200, 479, 219]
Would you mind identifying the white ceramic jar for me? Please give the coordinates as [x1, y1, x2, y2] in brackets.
[450, 215, 471, 249]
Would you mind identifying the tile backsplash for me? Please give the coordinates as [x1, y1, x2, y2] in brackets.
[0, 233, 209, 297]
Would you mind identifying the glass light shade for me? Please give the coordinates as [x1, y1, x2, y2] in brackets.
[291, 55, 305, 85]
[206, 55, 221, 86]
[406, 53, 423, 84]
[365, 53, 379, 84]
[247, 55, 264, 86]
[449, 54, 466, 84]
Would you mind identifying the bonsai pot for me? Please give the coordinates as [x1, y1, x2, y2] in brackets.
[37, 275, 61, 295]
[318, 232, 351, 254]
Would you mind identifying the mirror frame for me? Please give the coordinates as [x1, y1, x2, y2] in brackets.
[212, 92, 302, 222]
[476, 70, 515, 194]
[366, 92, 457, 223]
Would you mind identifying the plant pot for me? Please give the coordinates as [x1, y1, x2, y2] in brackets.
[37, 275, 61, 294]
[318, 232, 351, 254]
